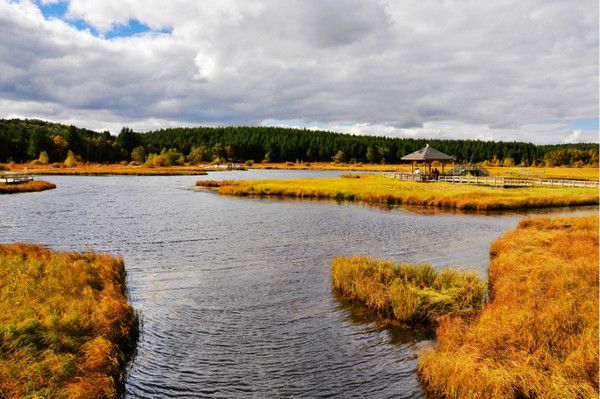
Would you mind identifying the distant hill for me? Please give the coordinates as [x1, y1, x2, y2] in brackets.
[0, 118, 597, 166]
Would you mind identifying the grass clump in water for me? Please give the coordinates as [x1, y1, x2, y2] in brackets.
[417, 215, 599, 398]
[331, 256, 485, 324]
[0, 244, 138, 398]
[0, 180, 56, 194]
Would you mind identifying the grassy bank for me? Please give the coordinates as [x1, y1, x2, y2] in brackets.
[196, 175, 599, 211]
[331, 257, 485, 324]
[0, 180, 56, 194]
[418, 215, 599, 398]
[0, 244, 138, 398]
[8, 164, 208, 176]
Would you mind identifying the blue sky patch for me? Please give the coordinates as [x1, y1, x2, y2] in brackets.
[565, 118, 599, 132]
[36, 1, 172, 38]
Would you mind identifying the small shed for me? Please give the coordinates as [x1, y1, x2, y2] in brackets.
[401, 144, 453, 174]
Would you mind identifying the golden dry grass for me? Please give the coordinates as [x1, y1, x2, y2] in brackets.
[196, 175, 599, 211]
[9, 163, 208, 176]
[331, 257, 485, 324]
[0, 180, 56, 194]
[418, 215, 599, 398]
[486, 166, 599, 181]
[0, 244, 138, 399]
[252, 163, 599, 180]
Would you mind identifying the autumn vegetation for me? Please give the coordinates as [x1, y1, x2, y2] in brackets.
[0, 180, 56, 194]
[331, 257, 485, 324]
[418, 215, 599, 398]
[0, 244, 138, 398]
[9, 163, 209, 176]
[196, 175, 599, 211]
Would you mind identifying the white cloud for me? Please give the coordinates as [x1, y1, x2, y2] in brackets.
[0, 0, 597, 143]
[563, 129, 583, 144]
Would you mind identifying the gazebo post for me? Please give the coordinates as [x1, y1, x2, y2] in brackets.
[411, 162, 414, 173]
[442, 162, 445, 174]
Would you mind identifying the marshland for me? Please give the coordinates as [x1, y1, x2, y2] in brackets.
[196, 174, 599, 211]
[1, 170, 598, 398]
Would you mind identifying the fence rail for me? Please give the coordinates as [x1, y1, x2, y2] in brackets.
[387, 173, 599, 188]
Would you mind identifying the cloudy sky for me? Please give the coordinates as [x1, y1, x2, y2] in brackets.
[1, 0, 598, 143]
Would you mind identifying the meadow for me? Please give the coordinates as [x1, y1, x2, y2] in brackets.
[418, 215, 599, 398]
[0, 244, 138, 398]
[0, 180, 56, 194]
[196, 174, 599, 211]
[331, 257, 485, 324]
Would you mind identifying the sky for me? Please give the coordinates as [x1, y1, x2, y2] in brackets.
[0, 0, 598, 144]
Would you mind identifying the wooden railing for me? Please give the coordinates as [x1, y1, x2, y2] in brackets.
[386, 173, 599, 188]
[0, 172, 34, 184]
[437, 175, 599, 188]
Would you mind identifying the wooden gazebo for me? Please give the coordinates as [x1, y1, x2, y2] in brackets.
[401, 144, 453, 174]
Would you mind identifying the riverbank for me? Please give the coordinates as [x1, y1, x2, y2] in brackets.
[0, 180, 56, 194]
[196, 175, 599, 211]
[418, 215, 599, 398]
[0, 244, 138, 398]
[6, 164, 208, 176]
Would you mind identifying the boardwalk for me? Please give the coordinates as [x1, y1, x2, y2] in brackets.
[387, 173, 599, 188]
[0, 172, 33, 184]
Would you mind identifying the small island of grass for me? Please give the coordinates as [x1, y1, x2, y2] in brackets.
[331, 257, 485, 324]
[0, 180, 56, 194]
[0, 244, 138, 398]
[196, 174, 599, 211]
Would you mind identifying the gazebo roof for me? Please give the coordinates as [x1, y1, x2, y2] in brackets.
[400, 144, 453, 161]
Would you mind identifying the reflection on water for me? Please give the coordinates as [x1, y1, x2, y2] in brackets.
[0, 171, 596, 398]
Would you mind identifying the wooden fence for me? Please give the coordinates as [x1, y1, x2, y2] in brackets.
[387, 173, 599, 188]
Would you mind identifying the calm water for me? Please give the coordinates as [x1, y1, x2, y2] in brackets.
[1, 170, 595, 398]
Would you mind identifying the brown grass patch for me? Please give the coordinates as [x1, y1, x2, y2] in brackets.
[0, 180, 56, 194]
[331, 257, 485, 324]
[418, 215, 599, 398]
[0, 244, 138, 398]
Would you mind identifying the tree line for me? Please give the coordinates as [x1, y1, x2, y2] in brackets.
[0, 118, 597, 166]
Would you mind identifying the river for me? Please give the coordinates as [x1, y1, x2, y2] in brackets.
[0, 170, 595, 398]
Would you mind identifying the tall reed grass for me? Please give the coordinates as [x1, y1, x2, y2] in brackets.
[196, 175, 599, 211]
[0, 244, 138, 398]
[331, 257, 485, 324]
[0, 180, 56, 194]
[418, 215, 599, 398]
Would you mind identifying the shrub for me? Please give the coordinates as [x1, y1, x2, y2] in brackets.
[38, 151, 49, 164]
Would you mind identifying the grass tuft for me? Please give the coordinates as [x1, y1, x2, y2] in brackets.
[331, 257, 485, 324]
[0, 244, 138, 399]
